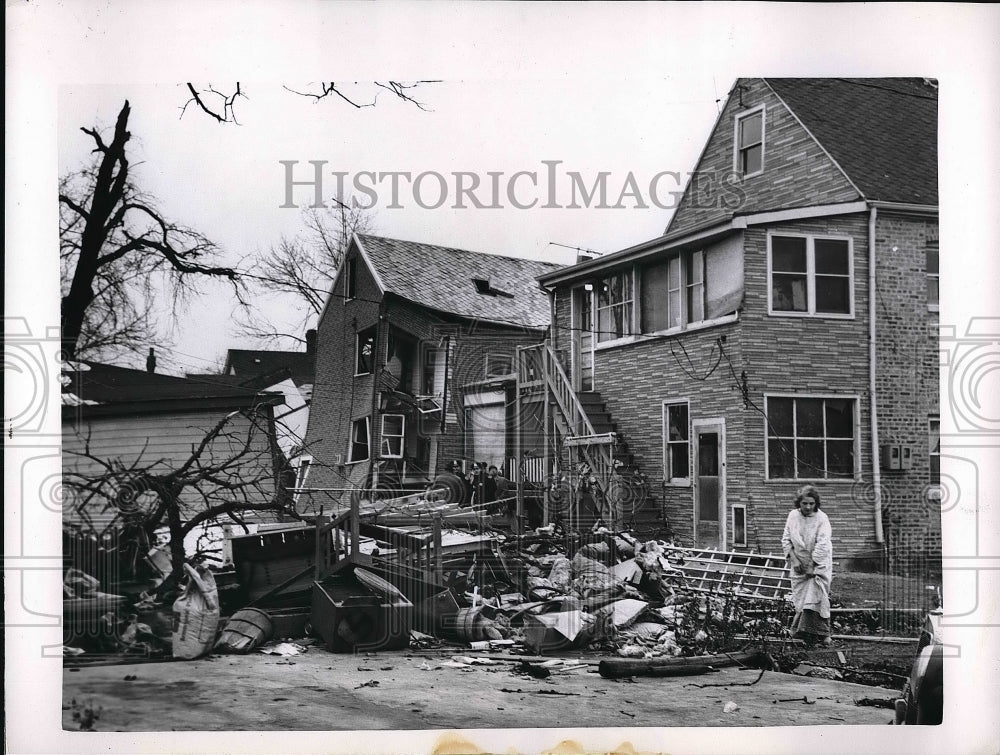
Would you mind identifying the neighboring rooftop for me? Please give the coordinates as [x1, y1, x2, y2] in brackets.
[61, 360, 277, 409]
[356, 234, 564, 328]
[222, 339, 316, 388]
[765, 77, 938, 205]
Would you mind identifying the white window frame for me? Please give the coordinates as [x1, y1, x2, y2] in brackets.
[731, 503, 748, 547]
[348, 417, 371, 463]
[380, 414, 405, 459]
[355, 326, 376, 376]
[484, 353, 514, 378]
[293, 455, 313, 502]
[595, 269, 635, 344]
[763, 393, 859, 481]
[662, 399, 691, 486]
[734, 105, 765, 179]
[639, 251, 708, 335]
[766, 232, 855, 319]
[345, 257, 357, 302]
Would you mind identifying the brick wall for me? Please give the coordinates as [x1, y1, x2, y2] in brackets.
[667, 78, 860, 238]
[303, 246, 383, 506]
[872, 212, 941, 573]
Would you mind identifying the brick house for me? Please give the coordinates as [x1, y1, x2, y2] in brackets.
[301, 234, 561, 508]
[532, 78, 939, 570]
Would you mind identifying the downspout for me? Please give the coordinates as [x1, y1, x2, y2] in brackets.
[868, 206, 884, 544]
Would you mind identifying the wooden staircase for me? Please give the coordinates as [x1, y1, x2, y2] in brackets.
[516, 344, 654, 532]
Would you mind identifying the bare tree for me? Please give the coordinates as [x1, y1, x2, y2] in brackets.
[182, 81, 438, 124]
[65, 403, 296, 587]
[59, 100, 244, 361]
[236, 204, 374, 347]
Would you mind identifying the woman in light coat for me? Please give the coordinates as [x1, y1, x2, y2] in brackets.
[781, 485, 833, 646]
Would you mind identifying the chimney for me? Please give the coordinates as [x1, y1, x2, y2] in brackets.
[146, 347, 156, 374]
[305, 329, 317, 357]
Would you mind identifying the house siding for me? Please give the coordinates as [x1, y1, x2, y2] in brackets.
[666, 78, 860, 238]
[63, 409, 278, 528]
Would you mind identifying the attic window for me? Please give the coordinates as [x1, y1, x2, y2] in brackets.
[734, 106, 764, 177]
[472, 278, 514, 298]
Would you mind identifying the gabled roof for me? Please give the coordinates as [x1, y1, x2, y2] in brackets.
[222, 349, 315, 386]
[765, 78, 938, 205]
[62, 360, 281, 414]
[356, 234, 563, 328]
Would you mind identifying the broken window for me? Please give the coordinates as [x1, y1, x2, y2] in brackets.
[349, 417, 370, 463]
[735, 107, 764, 177]
[381, 414, 405, 458]
[596, 270, 634, 342]
[485, 353, 514, 378]
[662, 401, 690, 484]
[769, 234, 853, 316]
[765, 396, 856, 479]
[356, 326, 377, 375]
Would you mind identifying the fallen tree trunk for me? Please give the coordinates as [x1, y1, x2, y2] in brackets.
[599, 650, 769, 679]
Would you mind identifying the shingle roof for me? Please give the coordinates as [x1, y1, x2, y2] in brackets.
[765, 78, 938, 204]
[357, 235, 563, 328]
[63, 361, 273, 406]
[222, 349, 315, 386]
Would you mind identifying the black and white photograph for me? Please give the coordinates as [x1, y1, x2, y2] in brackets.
[5, 3, 1000, 753]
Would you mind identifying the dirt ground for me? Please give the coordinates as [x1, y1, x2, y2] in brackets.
[63, 647, 902, 732]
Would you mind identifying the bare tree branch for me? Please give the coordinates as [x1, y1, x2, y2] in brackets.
[60, 100, 245, 361]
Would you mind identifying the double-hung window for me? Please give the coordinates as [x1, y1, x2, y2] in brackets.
[381, 414, 405, 458]
[926, 240, 939, 311]
[735, 107, 764, 177]
[349, 417, 370, 463]
[662, 400, 690, 484]
[769, 234, 853, 316]
[765, 396, 856, 480]
[596, 270, 634, 342]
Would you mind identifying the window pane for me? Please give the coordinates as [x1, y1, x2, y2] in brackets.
[827, 440, 855, 478]
[733, 508, 746, 545]
[816, 276, 851, 313]
[383, 415, 403, 436]
[669, 443, 689, 480]
[742, 145, 762, 174]
[768, 439, 795, 478]
[689, 251, 704, 285]
[925, 243, 939, 274]
[930, 455, 940, 484]
[796, 439, 825, 477]
[772, 274, 808, 311]
[740, 113, 762, 146]
[767, 397, 793, 436]
[668, 404, 689, 440]
[815, 239, 849, 274]
[771, 237, 807, 271]
[796, 399, 824, 436]
[621, 303, 634, 336]
[641, 262, 670, 332]
[825, 399, 854, 437]
[598, 307, 614, 342]
[688, 282, 705, 323]
[622, 271, 633, 299]
[667, 256, 681, 289]
[928, 276, 939, 306]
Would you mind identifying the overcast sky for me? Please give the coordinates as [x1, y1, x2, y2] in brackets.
[57, 75, 730, 373]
